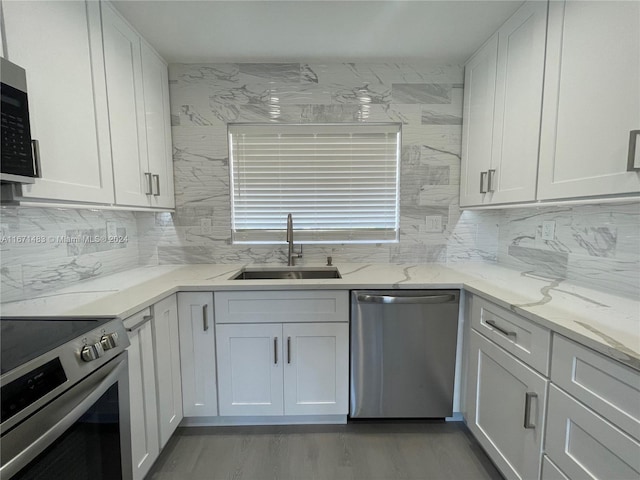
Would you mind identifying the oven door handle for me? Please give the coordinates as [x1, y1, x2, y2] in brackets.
[0, 357, 127, 480]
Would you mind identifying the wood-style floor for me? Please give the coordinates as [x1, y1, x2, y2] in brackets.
[148, 421, 503, 480]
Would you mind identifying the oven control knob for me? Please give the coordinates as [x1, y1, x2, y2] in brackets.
[81, 343, 105, 362]
[100, 332, 119, 350]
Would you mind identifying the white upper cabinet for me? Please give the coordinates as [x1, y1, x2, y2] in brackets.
[488, 1, 547, 204]
[101, 2, 175, 209]
[460, 34, 498, 207]
[537, 0, 640, 200]
[2, 0, 114, 204]
[460, 1, 547, 207]
[141, 43, 175, 209]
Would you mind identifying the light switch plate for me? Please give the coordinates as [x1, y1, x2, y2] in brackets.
[541, 221, 556, 241]
[425, 215, 443, 233]
[200, 218, 213, 234]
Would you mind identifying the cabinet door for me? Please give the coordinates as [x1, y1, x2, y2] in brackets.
[538, 0, 640, 200]
[466, 329, 547, 480]
[216, 323, 284, 416]
[177, 292, 217, 417]
[546, 385, 640, 480]
[460, 34, 498, 207]
[102, 2, 150, 207]
[141, 42, 175, 209]
[127, 320, 159, 480]
[488, 1, 546, 204]
[2, 0, 114, 204]
[283, 323, 348, 415]
[152, 294, 182, 448]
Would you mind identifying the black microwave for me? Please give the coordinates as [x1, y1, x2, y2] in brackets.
[1, 57, 39, 183]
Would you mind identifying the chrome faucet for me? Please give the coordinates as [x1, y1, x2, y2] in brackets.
[286, 213, 302, 266]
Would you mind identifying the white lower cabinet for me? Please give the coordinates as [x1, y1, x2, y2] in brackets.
[216, 322, 349, 417]
[124, 309, 159, 480]
[466, 329, 548, 480]
[178, 292, 218, 417]
[283, 322, 349, 416]
[545, 385, 640, 480]
[151, 294, 183, 448]
[216, 323, 284, 416]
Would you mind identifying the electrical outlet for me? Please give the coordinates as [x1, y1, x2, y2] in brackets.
[541, 220, 556, 241]
[106, 221, 118, 238]
[425, 215, 443, 233]
[200, 218, 213, 234]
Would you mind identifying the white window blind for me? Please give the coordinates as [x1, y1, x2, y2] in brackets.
[229, 123, 401, 244]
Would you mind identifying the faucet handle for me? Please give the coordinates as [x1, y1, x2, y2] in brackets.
[327, 256, 333, 266]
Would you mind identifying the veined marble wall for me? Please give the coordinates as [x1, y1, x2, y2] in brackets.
[494, 202, 640, 298]
[0, 207, 149, 303]
[139, 62, 499, 265]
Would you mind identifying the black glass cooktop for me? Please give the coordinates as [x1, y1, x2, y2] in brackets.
[0, 317, 115, 375]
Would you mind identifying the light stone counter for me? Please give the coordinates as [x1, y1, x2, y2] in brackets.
[2, 262, 638, 370]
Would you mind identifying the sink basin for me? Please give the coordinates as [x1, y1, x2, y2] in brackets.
[231, 266, 342, 280]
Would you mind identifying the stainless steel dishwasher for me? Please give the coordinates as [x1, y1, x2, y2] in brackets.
[350, 290, 460, 418]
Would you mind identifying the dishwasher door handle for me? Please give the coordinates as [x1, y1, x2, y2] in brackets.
[356, 294, 456, 304]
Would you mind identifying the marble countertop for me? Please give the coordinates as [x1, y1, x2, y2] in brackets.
[2, 262, 638, 371]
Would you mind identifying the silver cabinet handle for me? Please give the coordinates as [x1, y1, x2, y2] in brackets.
[485, 319, 517, 339]
[31, 139, 41, 177]
[144, 172, 153, 195]
[274, 337, 278, 364]
[524, 392, 538, 429]
[126, 315, 153, 332]
[152, 174, 160, 196]
[202, 304, 208, 331]
[480, 171, 488, 193]
[356, 294, 456, 305]
[628, 130, 640, 171]
[287, 337, 291, 364]
[487, 169, 496, 192]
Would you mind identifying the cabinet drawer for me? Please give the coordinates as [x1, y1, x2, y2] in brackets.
[551, 334, 640, 440]
[471, 295, 551, 374]
[214, 290, 348, 324]
[123, 307, 152, 331]
[546, 385, 640, 480]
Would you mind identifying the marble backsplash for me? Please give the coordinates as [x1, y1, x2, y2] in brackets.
[138, 62, 499, 266]
[493, 202, 640, 299]
[0, 207, 152, 303]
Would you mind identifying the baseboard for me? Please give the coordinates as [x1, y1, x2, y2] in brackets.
[180, 414, 348, 427]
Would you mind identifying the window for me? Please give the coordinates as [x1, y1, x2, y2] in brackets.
[228, 123, 401, 244]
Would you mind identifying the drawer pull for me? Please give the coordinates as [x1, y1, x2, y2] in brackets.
[524, 392, 538, 429]
[274, 337, 278, 365]
[202, 304, 208, 331]
[287, 336, 291, 364]
[486, 319, 517, 339]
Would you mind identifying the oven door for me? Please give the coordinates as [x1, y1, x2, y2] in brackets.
[0, 353, 131, 480]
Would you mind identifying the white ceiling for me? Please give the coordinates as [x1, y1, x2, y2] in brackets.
[112, 0, 524, 64]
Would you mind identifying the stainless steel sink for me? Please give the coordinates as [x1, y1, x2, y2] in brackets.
[231, 266, 341, 280]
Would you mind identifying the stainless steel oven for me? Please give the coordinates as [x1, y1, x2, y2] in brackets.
[0, 317, 131, 480]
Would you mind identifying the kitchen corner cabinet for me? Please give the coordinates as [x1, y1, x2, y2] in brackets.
[101, 2, 175, 209]
[177, 292, 218, 417]
[2, 0, 115, 204]
[537, 0, 640, 200]
[124, 309, 159, 480]
[460, 1, 547, 207]
[151, 294, 183, 448]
